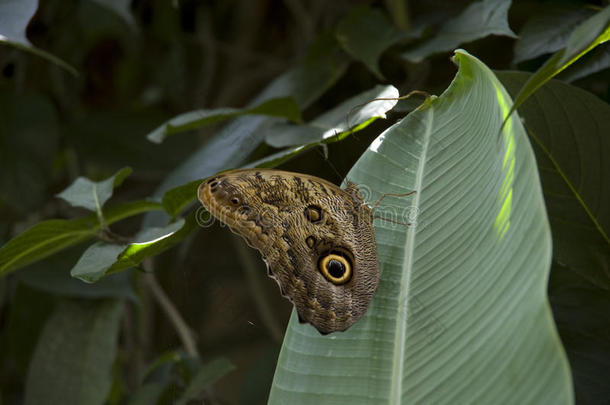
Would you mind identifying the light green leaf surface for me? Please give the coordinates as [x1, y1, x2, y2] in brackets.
[147, 97, 301, 144]
[56, 167, 132, 212]
[24, 299, 123, 405]
[176, 357, 235, 405]
[0, 200, 164, 277]
[402, 0, 516, 63]
[510, 5, 610, 116]
[269, 50, 572, 404]
[336, 6, 407, 79]
[265, 85, 398, 148]
[0, 0, 77, 74]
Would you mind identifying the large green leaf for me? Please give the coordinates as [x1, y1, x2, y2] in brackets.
[269, 50, 572, 404]
[24, 299, 123, 405]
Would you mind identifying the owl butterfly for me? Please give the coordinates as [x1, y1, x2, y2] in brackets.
[198, 169, 408, 334]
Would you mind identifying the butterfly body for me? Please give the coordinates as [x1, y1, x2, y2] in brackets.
[198, 169, 378, 334]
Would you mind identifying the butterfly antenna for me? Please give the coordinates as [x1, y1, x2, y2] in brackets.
[315, 143, 344, 184]
[371, 190, 417, 227]
[371, 191, 417, 213]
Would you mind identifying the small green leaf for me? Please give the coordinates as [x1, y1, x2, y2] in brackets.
[147, 97, 301, 144]
[509, 5, 610, 117]
[70, 217, 195, 283]
[0, 200, 164, 277]
[106, 217, 193, 275]
[336, 6, 407, 79]
[176, 358, 235, 405]
[70, 242, 128, 283]
[402, 0, 516, 62]
[265, 85, 399, 148]
[56, 167, 132, 212]
[24, 299, 123, 405]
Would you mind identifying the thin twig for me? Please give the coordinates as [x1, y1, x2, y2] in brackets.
[231, 235, 284, 343]
[142, 259, 200, 358]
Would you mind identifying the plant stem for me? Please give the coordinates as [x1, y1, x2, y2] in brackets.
[231, 235, 284, 343]
[142, 260, 200, 358]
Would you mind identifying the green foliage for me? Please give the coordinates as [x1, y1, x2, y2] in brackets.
[0, 1, 608, 404]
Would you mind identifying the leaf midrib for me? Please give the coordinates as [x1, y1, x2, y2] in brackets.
[389, 107, 433, 404]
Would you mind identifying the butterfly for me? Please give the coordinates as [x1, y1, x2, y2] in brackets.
[198, 168, 381, 334]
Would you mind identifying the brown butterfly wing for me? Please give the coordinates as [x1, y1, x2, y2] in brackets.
[198, 169, 379, 334]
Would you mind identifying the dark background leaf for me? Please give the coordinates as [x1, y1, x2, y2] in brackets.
[498, 71, 610, 404]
